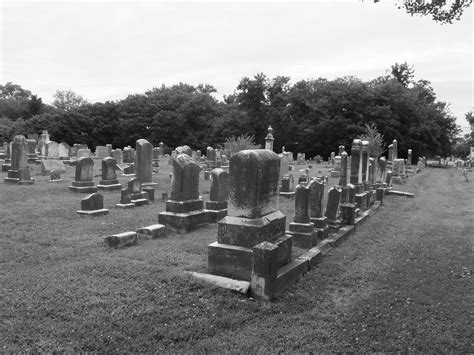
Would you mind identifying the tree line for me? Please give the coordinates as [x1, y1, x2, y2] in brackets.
[0, 63, 464, 161]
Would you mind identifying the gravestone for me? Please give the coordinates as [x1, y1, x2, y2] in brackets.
[69, 157, 97, 193]
[95, 146, 111, 159]
[296, 152, 306, 165]
[265, 125, 274, 151]
[37, 130, 50, 157]
[49, 170, 62, 182]
[330, 152, 335, 165]
[278, 153, 290, 184]
[361, 140, 369, 188]
[350, 139, 362, 186]
[330, 155, 341, 177]
[152, 147, 160, 167]
[77, 148, 91, 158]
[58, 142, 70, 159]
[115, 188, 135, 209]
[176, 145, 192, 156]
[288, 184, 317, 248]
[377, 157, 387, 184]
[369, 157, 376, 185]
[158, 153, 208, 232]
[340, 183, 357, 225]
[206, 168, 230, 223]
[308, 178, 329, 241]
[97, 157, 122, 191]
[279, 173, 295, 197]
[112, 149, 123, 164]
[135, 139, 156, 186]
[407, 149, 413, 167]
[392, 139, 398, 160]
[123, 147, 135, 163]
[338, 151, 348, 186]
[76, 193, 109, 216]
[26, 139, 38, 163]
[45, 141, 60, 159]
[4, 135, 34, 185]
[128, 177, 149, 206]
[206, 147, 216, 169]
[324, 186, 342, 230]
[40, 160, 66, 175]
[208, 149, 291, 281]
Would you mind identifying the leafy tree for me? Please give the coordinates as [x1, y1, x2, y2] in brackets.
[358, 123, 386, 158]
[0, 82, 46, 120]
[53, 89, 89, 112]
[390, 62, 414, 88]
[395, 0, 472, 24]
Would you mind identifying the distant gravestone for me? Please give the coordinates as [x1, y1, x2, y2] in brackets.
[122, 147, 135, 163]
[77, 149, 92, 158]
[69, 157, 97, 193]
[97, 157, 121, 191]
[40, 159, 66, 175]
[58, 142, 70, 159]
[111, 149, 123, 164]
[280, 173, 295, 197]
[206, 168, 230, 223]
[49, 170, 62, 182]
[377, 157, 387, 184]
[158, 153, 208, 232]
[95, 146, 111, 159]
[46, 141, 60, 159]
[4, 135, 34, 185]
[338, 151, 348, 186]
[26, 139, 38, 163]
[115, 188, 135, 209]
[350, 139, 362, 185]
[128, 177, 149, 206]
[325, 186, 342, 230]
[288, 184, 316, 248]
[76, 193, 109, 216]
[135, 139, 156, 186]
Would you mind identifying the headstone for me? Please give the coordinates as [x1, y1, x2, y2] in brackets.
[377, 157, 387, 183]
[392, 139, 398, 160]
[45, 141, 60, 159]
[68, 157, 97, 193]
[330, 155, 341, 178]
[115, 188, 135, 209]
[369, 157, 375, 185]
[77, 149, 91, 158]
[265, 125, 274, 151]
[4, 135, 34, 185]
[37, 130, 50, 157]
[152, 147, 160, 167]
[308, 178, 329, 241]
[76, 193, 109, 216]
[324, 186, 342, 230]
[95, 146, 111, 159]
[278, 153, 289, 183]
[158, 153, 208, 232]
[97, 157, 122, 191]
[135, 139, 156, 186]
[49, 170, 62, 182]
[361, 140, 369, 185]
[122, 147, 135, 163]
[206, 168, 230, 222]
[350, 139, 362, 185]
[127, 177, 149, 206]
[111, 148, 123, 164]
[330, 152, 335, 165]
[340, 183, 357, 225]
[288, 184, 317, 248]
[407, 149, 413, 167]
[26, 139, 38, 163]
[208, 149, 291, 281]
[280, 173, 295, 197]
[40, 160, 66, 175]
[338, 151, 348, 186]
[176, 145, 192, 156]
[58, 142, 70, 159]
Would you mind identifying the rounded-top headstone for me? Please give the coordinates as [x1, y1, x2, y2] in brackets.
[228, 149, 280, 219]
[210, 168, 230, 202]
[170, 153, 202, 201]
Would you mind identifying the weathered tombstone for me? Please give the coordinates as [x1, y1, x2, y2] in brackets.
[206, 147, 216, 169]
[392, 139, 398, 160]
[391, 158, 405, 184]
[76, 193, 109, 216]
[58, 142, 70, 159]
[40, 160, 66, 175]
[208, 149, 291, 281]
[265, 125, 274, 151]
[46, 141, 60, 159]
[68, 157, 97, 193]
[122, 146, 135, 163]
[158, 153, 208, 232]
[4, 135, 35, 185]
[385, 170, 393, 186]
[324, 186, 342, 230]
[1, 143, 11, 172]
[122, 163, 135, 176]
[407, 149, 413, 167]
[350, 139, 362, 186]
[361, 140, 369, 188]
[26, 139, 38, 163]
[152, 147, 160, 167]
[288, 184, 317, 248]
[135, 139, 156, 186]
[298, 174, 308, 186]
[77, 148, 91, 158]
[176, 145, 192, 157]
[330, 152, 336, 165]
[330, 155, 341, 177]
[280, 173, 295, 197]
[340, 183, 357, 225]
[377, 157, 387, 184]
[37, 130, 50, 157]
[128, 177, 149, 206]
[369, 157, 376, 186]
[95, 146, 110, 159]
[338, 151, 348, 186]
[206, 168, 230, 223]
[111, 149, 123, 164]
[97, 157, 122, 191]
[308, 178, 329, 241]
[49, 170, 62, 182]
[115, 188, 135, 209]
[278, 153, 290, 184]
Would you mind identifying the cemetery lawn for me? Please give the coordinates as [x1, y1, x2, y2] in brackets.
[1, 163, 473, 352]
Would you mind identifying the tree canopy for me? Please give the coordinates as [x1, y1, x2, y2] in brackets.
[0, 64, 462, 161]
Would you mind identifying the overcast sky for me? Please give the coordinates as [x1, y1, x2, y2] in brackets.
[1, 0, 472, 133]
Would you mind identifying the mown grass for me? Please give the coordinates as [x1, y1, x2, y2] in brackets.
[1, 161, 472, 352]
